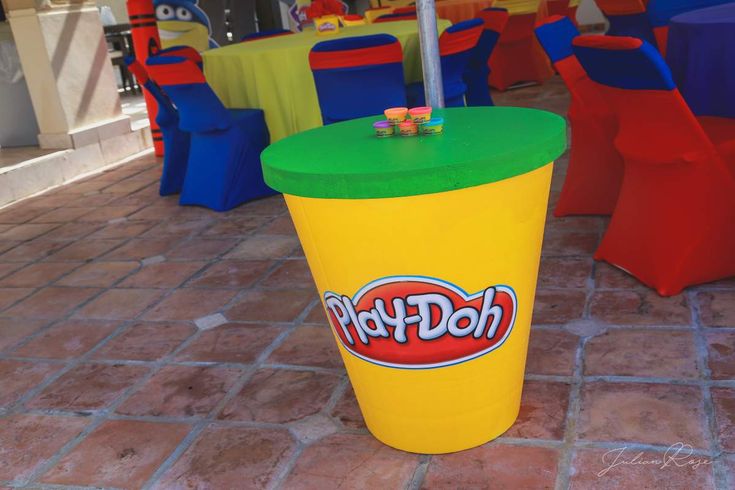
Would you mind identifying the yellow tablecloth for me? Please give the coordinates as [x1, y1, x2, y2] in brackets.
[435, 0, 496, 24]
[203, 20, 451, 142]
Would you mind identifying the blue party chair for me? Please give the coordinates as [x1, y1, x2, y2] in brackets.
[145, 56, 275, 211]
[241, 29, 294, 42]
[464, 8, 509, 106]
[125, 57, 190, 196]
[156, 45, 204, 70]
[309, 34, 407, 125]
[373, 12, 417, 22]
[593, 0, 657, 46]
[407, 18, 484, 107]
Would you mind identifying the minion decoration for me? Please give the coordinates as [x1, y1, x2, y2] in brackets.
[154, 0, 219, 52]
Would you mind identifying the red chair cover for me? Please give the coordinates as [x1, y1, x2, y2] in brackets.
[489, 11, 554, 90]
[573, 35, 735, 295]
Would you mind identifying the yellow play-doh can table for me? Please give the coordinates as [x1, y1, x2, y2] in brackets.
[261, 107, 567, 454]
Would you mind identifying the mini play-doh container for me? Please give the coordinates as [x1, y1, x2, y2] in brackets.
[409, 106, 432, 124]
[315, 15, 340, 35]
[373, 120, 394, 137]
[399, 120, 418, 136]
[384, 107, 408, 125]
[422, 117, 444, 135]
[261, 107, 567, 454]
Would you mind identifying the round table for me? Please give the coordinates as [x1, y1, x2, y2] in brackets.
[666, 3, 735, 118]
[261, 107, 567, 453]
[435, 0, 495, 24]
[203, 20, 451, 143]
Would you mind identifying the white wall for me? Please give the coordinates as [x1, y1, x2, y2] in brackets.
[96, 0, 128, 23]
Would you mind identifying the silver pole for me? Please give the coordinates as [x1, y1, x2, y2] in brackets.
[415, 0, 444, 108]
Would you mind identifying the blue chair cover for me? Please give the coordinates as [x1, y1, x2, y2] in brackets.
[573, 37, 675, 91]
[464, 9, 508, 107]
[309, 34, 407, 125]
[407, 18, 484, 107]
[535, 14, 579, 63]
[606, 13, 657, 46]
[146, 56, 275, 211]
[374, 12, 417, 22]
[156, 45, 204, 70]
[125, 56, 190, 196]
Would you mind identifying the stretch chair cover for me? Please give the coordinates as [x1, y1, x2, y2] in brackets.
[547, 0, 578, 25]
[156, 45, 204, 70]
[145, 56, 275, 211]
[125, 57, 190, 196]
[534, 15, 624, 216]
[407, 19, 484, 107]
[489, 2, 554, 90]
[309, 34, 407, 125]
[646, 0, 732, 57]
[573, 35, 735, 295]
[374, 12, 417, 22]
[241, 29, 294, 42]
[464, 8, 509, 106]
[594, 0, 657, 46]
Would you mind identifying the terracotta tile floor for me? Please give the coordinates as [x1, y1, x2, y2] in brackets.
[0, 78, 733, 489]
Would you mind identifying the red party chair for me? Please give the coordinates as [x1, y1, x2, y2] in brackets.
[534, 15, 624, 216]
[593, 0, 658, 46]
[489, 1, 554, 90]
[573, 35, 735, 295]
[547, 0, 578, 25]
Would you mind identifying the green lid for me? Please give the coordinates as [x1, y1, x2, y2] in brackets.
[261, 107, 567, 199]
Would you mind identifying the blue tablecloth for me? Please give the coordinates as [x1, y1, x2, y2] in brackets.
[666, 3, 735, 118]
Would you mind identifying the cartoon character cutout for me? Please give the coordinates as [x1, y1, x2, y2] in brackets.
[154, 0, 219, 52]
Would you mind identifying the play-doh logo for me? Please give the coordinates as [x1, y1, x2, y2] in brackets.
[324, 276, 517, 369]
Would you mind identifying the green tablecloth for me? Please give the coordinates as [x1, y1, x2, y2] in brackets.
[203, 20, 452, 142]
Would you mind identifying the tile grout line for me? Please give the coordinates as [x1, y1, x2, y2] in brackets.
[688, 290, 729, 489]
[554, 254, 596, 490]
[141, 286, 319, 490]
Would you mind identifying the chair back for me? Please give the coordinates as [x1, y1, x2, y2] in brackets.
[440, 19, 484, 76]
[374, 12, 417, 22]
[475, 7, 510, 61]
[125, 57, 178, 128]
[534, 15, 584, 84]
[594, 0, 657, 45]
[241, 29, 294, 42]
[364, 6, 393, 23]
[464, 9, 509, 105]
[146, 56, 231, 133]
[309, 34, 407, 124]
[156, 45, 204, 70]
[572, 35, 715, 162]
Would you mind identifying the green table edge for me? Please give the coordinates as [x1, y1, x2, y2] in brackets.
[261, 106, 568, 200]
